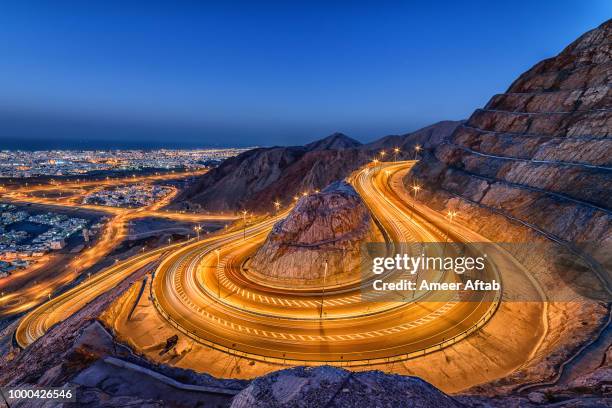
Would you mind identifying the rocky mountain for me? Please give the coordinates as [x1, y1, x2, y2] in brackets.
[175, 121, 461, 213]
[407, 18, 611, 253]
[404, 17, 612, 399]
[247, 181, 377, 287]
[304, 132, 362, 151]
[363, 120, 463, 152]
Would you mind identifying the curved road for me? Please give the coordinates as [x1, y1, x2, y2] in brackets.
[150, 161, 502, 364]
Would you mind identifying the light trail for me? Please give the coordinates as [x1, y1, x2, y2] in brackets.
[16, 161, 544, 368]
[1, 172, 236, 318]
[149, 161, 502, 364]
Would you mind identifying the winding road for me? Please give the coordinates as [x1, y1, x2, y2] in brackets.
[15, 161, 544, 368]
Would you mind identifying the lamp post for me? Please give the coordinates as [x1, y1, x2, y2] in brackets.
[411, 184, 421, 216]
[414, 145, 422, 160]
[320, 259, 328, 319]
[445, 210, 457, 243]
[215, 248, 221, 299]
[242, 210, 248, 241]
[194, 224, 202, 241]
[393, 147, 400, 162]
[273, 200, 281, 214]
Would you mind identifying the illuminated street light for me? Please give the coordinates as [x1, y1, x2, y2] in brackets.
[273, 201, 281, 214]
[414, 145, 422, 160]
[242, 210, 248, 241]
[445, 210, 458, 243]
[393, 147, 400, 162]
[411, 184, 421, 216]
[194, 224, 202, 240]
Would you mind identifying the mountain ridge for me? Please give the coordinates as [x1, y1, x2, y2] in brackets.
[174, 120, 462, 212]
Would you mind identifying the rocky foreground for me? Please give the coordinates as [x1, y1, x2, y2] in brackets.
[248, 181, 378, 287]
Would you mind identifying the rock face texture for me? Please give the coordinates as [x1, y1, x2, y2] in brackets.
[405, 18, 612, 397]
[175, 121, 461, 212]
[407, 19, 611, 252]
[248, 181, 377, 287]
[230, 366, 462, 408]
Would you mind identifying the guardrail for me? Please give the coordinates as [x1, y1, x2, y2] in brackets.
[150, 272, 502, 368]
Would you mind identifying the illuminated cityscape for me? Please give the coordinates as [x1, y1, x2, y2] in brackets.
[0, 4, 609, 407]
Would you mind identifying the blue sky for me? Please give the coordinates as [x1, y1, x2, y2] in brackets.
[0, 1, 609, 148]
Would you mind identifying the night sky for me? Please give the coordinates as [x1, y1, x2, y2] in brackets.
[0, 1, 609, 149]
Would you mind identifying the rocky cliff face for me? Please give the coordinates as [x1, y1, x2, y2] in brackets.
[248, 181, 378, 287]
[175, 122, 461, 213]
[408, 19, 611, 252]
[405, 18, 612, 397]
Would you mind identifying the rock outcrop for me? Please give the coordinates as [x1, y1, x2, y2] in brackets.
[407, 19, 611, 251]
[175, 121, 461, 212]
[405, 17, 612, 396]
[230, 366, 462, 408]
[247, 181, 378, 287]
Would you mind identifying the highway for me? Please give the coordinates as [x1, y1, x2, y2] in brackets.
[149, 161, 502, 364]
[15, 161, 542, 366]
[0, 172, 236, 318]
[14, 240, 188, 348]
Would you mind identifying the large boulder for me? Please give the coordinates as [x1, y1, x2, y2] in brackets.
[247, 181, 378, 287]
[230, 366, 462, 408]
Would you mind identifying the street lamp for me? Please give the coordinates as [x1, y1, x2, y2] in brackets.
[411, 184, 421, 216]
[414, 145, 422, 160]
[320, 259, 328, 319]
[242, 210, 248, 240]
[379, 150, 386, 161]
[273, 201, 281, 214]
[393, 147, 400, 162]
[194, 224, 202, 240]
[445, 210, 458, 242]
[215, 248, 221, 298]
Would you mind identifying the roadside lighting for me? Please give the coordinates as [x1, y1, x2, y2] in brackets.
[242, 210, 248, 240]
[320, 259, 328, 319]
[194, 224, 202, 240]
[302, 191, 308, 196]
[414, 145, 422, 160]
[379, 150, 386, 161]
[215, 249, 221, 298]
[273, 201, 281, 213]
[393, 147, 400, 162]
[445, 210, 458, 243]
[293, 195, 299, 201]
